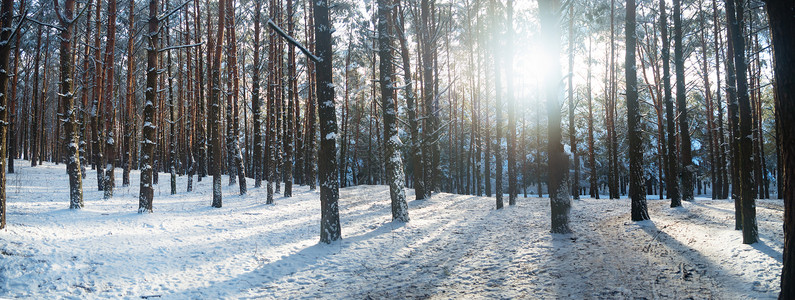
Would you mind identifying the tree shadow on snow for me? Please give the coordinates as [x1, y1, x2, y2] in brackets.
[167, 219, 408, 298]
[637, 220, 761, 297]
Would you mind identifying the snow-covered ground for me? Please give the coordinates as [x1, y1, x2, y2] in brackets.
[0, 161, 783, 299]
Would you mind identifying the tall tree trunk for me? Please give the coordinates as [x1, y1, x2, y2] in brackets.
[567, 3, 579, 201]
[540, 0, 571, 233]
[227, 0, 246, 195]
[490, 0, 503, 209]
[506, 0, 517, 205]
[139, 0, 159, 213]
[726, 0, 757, 244]
[313, 0, 341, 243]
[396, 1, 425, 200]
[123, 0, 135, 187]
[6, 0, 22, 174]
[55, 0, 85, 210]
[30, 25, 42, 168]
[626, 0, 649, 221]
[252, 0, 263, 188]
[211, 0, 227, 207]
[103, 0, 118, 199]
[92, 0, 104, 191]
[587, 27, 597, 199]
[699, 1, 716, 200]
[283, 0, 295, 197]
[764, 0, 795, 296]
[0, 0, 12, 228]
[661, 0, 680, 207]
[378, 0, 409, 221]
[674, 0, 694, 201]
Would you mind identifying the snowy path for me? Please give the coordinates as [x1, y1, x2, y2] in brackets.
[0, 161, 783, 299]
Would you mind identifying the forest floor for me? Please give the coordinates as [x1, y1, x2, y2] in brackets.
[0, 161, 783, 299]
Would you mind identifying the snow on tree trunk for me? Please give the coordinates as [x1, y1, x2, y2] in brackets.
[539, 0, 571, 234]
[378, 0, 409, 222]
[211, 0, 227, 208]
[396, 4, 425, 201]
[314, 0, 341, 243]
[252, 0, 263, 188]
[625, 0, 649, 221]
[139, 0, 159, 213]
[103, 0, 118, 199]
[0, 0, 12, 228]
[55, 0, 85, 210]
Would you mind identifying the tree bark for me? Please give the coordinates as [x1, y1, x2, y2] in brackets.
[540, 0, 571, 233]
[139, 0, 159, 213]
[674, 0, 694, 201]
[314, 0, 341, 243]
[378, 0, 409, 221]
[725, 0, 757, 244]
[660, 0, 680, 207]
[764, 0, 795, 296]
[626, 0, 649, 221]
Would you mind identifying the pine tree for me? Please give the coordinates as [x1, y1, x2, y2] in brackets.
[314, 0, 341, 243]
[725, 0, 757, 244]
[0, 0, 12, 228]
[674, 0, 694, 201]
[540, 0, 571, 234]
[626, 0, 648, 221]
[139, 0, 160, 213]
[764, 1, 795, 296]
[378, 0, 409, 222]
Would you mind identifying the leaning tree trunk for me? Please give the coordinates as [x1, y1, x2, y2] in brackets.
[55, 0, 85, 210]
[764, 0, 795, 297]
[378, 0, 409, 222]
[626, 0, 649, 221]
[139, 0, 159, 213]
[539, 0, 571, 234]
[726, 0, 757, 244]
[0, 0, 12, 228]
[314, 0, 341, 243]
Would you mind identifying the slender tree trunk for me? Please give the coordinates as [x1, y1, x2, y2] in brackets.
[396, 1, 425, 200]
[30, 26, 42, 168]
[123, 0, 135, 187]
[227, 0, 246, 195]
[506, 0, 517, 205]
[6, 0, 22, 174]
[725, 0, 757, 244]
[211, 0, 227, 207]
[567, 3, 579, 201]
[661, 0, 680, 207]
[252, 0, 263, 188]
[0, 0, 12, 228]
[674, 0, 694, 201]
[103, 0, 118, 199]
